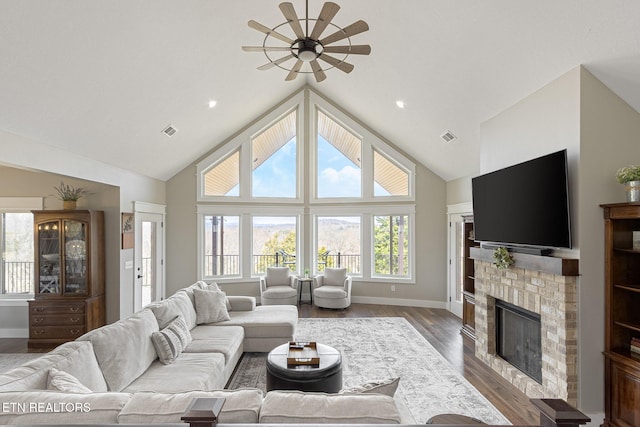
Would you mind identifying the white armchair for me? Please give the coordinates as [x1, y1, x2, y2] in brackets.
[260, 267, 298, 305]
[312, 267, 352, 309]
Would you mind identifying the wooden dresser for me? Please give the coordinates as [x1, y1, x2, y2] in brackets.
[28, 210, 105, 349]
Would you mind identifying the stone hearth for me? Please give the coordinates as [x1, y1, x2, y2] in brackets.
[470, 248, 578, 405]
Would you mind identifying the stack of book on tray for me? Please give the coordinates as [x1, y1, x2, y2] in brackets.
[631, 337, 640, 355]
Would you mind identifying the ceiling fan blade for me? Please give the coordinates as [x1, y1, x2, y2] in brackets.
[323, 45, 371, 55]
[285, 60, 303, 81]
[320, 20, 369, 46]
[309, 2, 340, 40]
[310, 59, 327, 82]
[318, 53, 354, 73]
[242, 46, 291, 52]
[279, 2, 305, 39]
[257, 54, 295, 70]
[248, 20, 294, 44]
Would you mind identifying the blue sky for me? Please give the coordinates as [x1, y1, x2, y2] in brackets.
[251, 135, 388, 198]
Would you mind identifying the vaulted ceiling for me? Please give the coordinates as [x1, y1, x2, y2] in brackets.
[2, 1, 640, 182]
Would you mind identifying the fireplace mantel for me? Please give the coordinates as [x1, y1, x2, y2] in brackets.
[470, 247, 579, 276]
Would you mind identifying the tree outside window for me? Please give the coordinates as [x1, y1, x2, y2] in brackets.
[373, 215, 409, 277]
[253, 216, 297, 275]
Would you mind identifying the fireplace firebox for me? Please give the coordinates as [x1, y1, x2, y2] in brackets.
[495, 299, 542, 384]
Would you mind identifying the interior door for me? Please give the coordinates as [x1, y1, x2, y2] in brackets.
[134, 212, 164, 311]
[448, 213, 464, 318]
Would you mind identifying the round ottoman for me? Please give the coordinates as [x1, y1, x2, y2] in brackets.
[266, 342, 342, 393]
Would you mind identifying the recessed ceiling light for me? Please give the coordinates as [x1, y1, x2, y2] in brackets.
[208, 100, 217, 108]
[395, 100, 405, 109]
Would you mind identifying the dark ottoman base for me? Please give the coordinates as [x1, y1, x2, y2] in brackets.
[266, 342, 343, 393]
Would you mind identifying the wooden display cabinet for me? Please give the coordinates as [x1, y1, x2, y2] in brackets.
[461, 214, 478, 340]
[28, 210, 105, 349]
[601, 203, 640, 427]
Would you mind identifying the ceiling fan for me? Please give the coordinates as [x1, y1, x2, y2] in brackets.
[242, 1, 371, 82]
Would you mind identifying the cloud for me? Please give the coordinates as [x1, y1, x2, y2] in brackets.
[319, 166, 361, 197]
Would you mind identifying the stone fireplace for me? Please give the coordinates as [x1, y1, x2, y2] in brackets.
[470, 248, 579, 405]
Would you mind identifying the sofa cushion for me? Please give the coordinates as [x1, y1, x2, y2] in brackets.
[259, 390, 401, 424]
[122, 353, 226, 393]
[339, 377, 400, 397]
[47, 367, 92, 393]
[117, 389, 263, 424]
[0, 391, 131, 425]
[151, 315, 192, 365]
[262, 285, 297, 299]
[217, 305, 297, 340]
[50, 340, 108, 392]
[314, 285, 347, 299]
[0, 341, 106, 392]
[78, 309, 159, 392]
[195, 288, 231, 324]
[324, 267, 347, 286]
[186, 325, 244, 363]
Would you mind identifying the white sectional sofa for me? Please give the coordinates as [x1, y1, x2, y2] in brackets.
[0, 281, 402, 425]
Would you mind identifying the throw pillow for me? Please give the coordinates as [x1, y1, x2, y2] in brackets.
[339, 377, 400, 397]
[206, 283, 232, 311]
[47, 368, 92, 394]
[151, 315, 192, 365]
[324, 268, 347, 286]
[194, 288, 231, 324]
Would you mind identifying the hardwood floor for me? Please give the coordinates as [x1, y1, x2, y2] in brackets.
[0, 303, 539, 425]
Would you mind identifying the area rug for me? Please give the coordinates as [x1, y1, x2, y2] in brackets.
[0, 353, 42, 374]
[227, 317, 511, 425]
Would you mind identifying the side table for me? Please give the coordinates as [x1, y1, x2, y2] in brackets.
[297, 277, 314, 305]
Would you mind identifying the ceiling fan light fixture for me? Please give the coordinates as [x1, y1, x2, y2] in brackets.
[296, 39, 320, 61]
[243, 1, 370, 81]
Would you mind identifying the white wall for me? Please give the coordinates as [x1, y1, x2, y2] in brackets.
[0, 129, 165, 324]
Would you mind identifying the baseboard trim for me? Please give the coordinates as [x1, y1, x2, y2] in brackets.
[351, 296, 446, 309]
[0, 328, 28, 338]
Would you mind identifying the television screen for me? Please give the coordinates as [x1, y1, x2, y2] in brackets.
[472, 150, 572, 249]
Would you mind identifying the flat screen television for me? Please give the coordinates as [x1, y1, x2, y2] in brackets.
[472, 149, 572, 251]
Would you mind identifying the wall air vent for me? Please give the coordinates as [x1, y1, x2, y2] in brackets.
[440, 130, 457, 143]
[162, 124, 178, 137]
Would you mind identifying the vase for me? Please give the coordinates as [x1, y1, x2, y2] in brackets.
[625, 180, 640, 203]
[63, 200, 77, 210]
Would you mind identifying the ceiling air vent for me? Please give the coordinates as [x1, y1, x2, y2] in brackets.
[162, 124, 178, 137]
[440, 130, 457, 143]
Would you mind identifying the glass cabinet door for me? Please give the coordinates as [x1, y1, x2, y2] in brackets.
[63, 220, 87, 295]
[38, 221, 61, 295]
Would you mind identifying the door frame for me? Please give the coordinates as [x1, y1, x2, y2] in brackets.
[446, 202, 473, 318]
[133, 201, 166, 311]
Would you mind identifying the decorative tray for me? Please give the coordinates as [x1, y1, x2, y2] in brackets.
[287, 341, 320, 367]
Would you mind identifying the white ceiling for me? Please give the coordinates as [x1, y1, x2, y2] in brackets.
[2, 0, 640, 182]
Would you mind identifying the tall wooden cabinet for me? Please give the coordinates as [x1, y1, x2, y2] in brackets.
[461, 215, 478, 340]
[28, 210, 105, 349]
[602, 203, 640, 427]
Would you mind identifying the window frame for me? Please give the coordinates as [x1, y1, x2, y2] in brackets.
[196, 94, 305, 204]
[195, 88, 417, 283]
[197, 205, 304, 282]
[0, 197, 43, 302]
